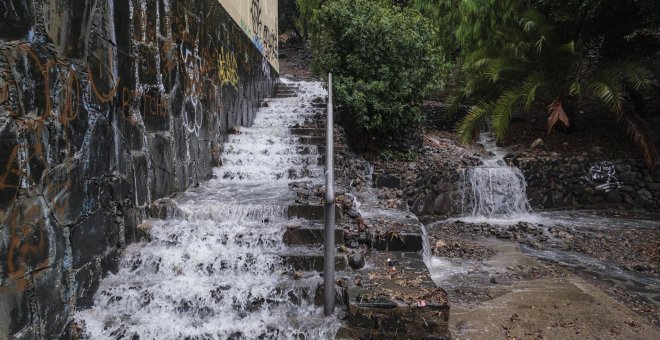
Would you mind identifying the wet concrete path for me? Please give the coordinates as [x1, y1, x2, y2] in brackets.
[427, 220, 660, 339]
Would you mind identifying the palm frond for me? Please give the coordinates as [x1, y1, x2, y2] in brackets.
[445, 93, 463, 119]
[534, 35, 546, 53]
[619, 62, 655, 91]
[587, 80, 626, 113]
[520, 73, 544, 110]
[491, 90, 525, 140]
[456, 101, 494, 144]
[520, 17, 537, 32]
[569, 80, 581, 97]
[617, 109, 658, 169]
[546, 98, 570, 134]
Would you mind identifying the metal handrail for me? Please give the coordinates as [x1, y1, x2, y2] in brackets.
[323, 73, 336, 316]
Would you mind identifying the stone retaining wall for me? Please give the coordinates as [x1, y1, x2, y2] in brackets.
[0, 0, 277, 337]
[509, 156, 660, 211]
[402, 148, 660, 223]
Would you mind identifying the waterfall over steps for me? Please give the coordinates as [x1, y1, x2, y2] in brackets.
[75, 79, 339, 339]
[461, 133, 532, 218]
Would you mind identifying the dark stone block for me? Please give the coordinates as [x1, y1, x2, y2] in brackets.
[175, 164, 190, 192]
[86, 118, 115, 178]
[0, 0, 33, 40]
[184, 99, 202, 136]
[0, 119, 20, 220]
[160, 38, 178, 92]
[411, 194, 434, 216]
[170, 84, 184, 118]
[70, 210, 113, 269]
[131, 152, 149, 206]
[287, 204, 342, 221]
[142, 88, 170, 132]
[348, 253, 365, 270]
[123, 207, 141, 245]
[42, 160, 85, 226]
[148, 133, 176, 199]
[282, 253, 348, 272]
[114, 0, 133, 61]
[23, 126, 48, 189]
[73, 259, 101, 309]
[433, 193, 452, 215]
[283, 227, 344, 246]
[188, 132, 201, 162]
[121, 117, 143, 151]
[8, 43, 53, 120]
[646, 182, 660, 191]
[0, 276, 32, 336]
[145, 0, 158, 43]
[33, 264, 69, 337]
[43, 0, 95, 58]
[2, 197, 52, 281]
[376, 174, 402, 189]
[605, 191, 623, 204]
[172, 117, 187, 160]
[58, 85, 89, 155]
[101, 248, 121, 275]
[137, 44, 158, 85]
[373, 232, 424, 252]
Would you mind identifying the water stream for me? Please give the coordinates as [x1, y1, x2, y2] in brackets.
[428, 132, 660, 307]
[460, 133, 532, 219]
[75, 79, 340, 339]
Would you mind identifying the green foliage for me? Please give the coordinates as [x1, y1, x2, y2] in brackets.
[380, 149, 395, 161]
[295, 0, 324, 39]
[449, 0, 659, 168]
[379, 149, 417, 161]
[402, 150, 418, 162]
[279, 0, 300, 36]
[311, 0, 448, 139]
[407, 0, 461, 59]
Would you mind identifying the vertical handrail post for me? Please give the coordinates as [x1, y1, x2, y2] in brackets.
[323, 73, 336, 316]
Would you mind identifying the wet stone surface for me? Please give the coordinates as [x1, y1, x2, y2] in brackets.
[426, 215, 660, 331]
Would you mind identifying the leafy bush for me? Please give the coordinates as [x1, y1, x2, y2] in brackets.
[310, 0, 447, 142]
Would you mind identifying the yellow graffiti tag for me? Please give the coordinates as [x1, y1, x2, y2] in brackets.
[217, 47, 239, 88]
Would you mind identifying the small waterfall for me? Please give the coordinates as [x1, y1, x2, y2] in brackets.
[461, 133, 532, 218]
[75, 79, 340, 339]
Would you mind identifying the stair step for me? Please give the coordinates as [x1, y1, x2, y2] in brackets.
[290, 128, 325, 136]
[279, 247, 348, 272]
[287, 204, 342, 221]
[342, 251, 450, 338]
[275, 278, 344, 307]
[283, 223, 345, 246]
[372, 231, 425, 252]
[298, 136, 326, 145]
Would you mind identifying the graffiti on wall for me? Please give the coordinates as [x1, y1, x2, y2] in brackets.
[582, 161, 620, 192]
[1, 1, 278, 337]
[218, 47, 239, 88]
[218, 0, 278, 72]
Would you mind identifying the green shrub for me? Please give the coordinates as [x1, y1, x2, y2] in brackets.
[311, 0, 448, 141]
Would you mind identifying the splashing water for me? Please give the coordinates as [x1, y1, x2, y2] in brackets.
[75, 79, 340, 339]
[461, 133, 532, 219]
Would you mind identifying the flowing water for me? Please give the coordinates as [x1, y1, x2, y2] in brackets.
[75, 79, 340, 339]
[460, 133, 532, 219]
[430, 133, 660, 308]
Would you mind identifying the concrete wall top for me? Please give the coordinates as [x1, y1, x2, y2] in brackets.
[219, 0, 279, 72]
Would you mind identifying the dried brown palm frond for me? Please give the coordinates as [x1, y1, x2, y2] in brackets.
[616, 108, 658, 169]
[546, 97, 570, 134]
